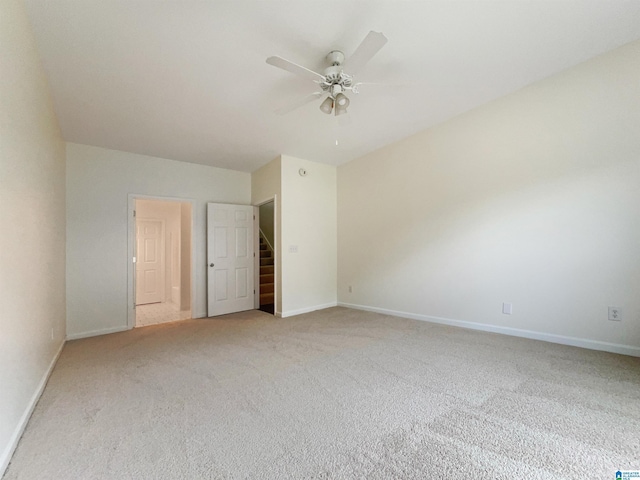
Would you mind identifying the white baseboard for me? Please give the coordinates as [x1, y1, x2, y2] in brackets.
[281, 302, 338, 318]
[338, 302, 640, 357]
[0, 340, 65, 477]
[66, 325, 129, 340]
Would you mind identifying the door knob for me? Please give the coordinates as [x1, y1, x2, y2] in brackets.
[209, 263, 214, 267]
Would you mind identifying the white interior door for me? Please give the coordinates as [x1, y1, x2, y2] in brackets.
[207, 203, 255, 316]
[136, 219, 165, 305]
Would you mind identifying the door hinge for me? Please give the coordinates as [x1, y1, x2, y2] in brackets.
[133, 210, 136, 217]
[253, 252, 255, 257]
[254, 289, 256, 294]
[253, 215, 255, 220]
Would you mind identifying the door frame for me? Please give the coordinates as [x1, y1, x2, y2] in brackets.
[127, 194, 196, 330]
[254, 195, 278, 316]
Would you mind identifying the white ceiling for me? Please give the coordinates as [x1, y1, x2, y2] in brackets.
[24, 1, 640, 172]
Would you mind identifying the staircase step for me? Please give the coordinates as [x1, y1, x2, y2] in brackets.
[260, 292, 274, 305]
[260, 243, 267, 250]
[260, 283, 274, 294]
[260, 249, 271, 258]
[260, 257, 274, 266]
[260, 265, 274, 275]
[260, 274, 274, 284]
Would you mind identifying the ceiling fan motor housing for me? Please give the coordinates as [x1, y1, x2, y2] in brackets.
[321, 51, 353, 95]
[326, 50, 345, 66]
[321, 65, 353, 94]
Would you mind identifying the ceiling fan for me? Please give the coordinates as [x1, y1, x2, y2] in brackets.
[266, 31, 388, 116]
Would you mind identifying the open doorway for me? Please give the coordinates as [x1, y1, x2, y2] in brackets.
[258, 201, 275, 315]
[134, 198, 192, 327]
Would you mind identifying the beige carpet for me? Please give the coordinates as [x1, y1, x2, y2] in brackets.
[4, 307, 640, 479]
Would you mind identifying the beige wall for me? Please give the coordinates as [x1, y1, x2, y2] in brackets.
[338, 40, 640, 355]
[280, 156, 337, 316]
[0, 0, 66, 474]
[66, 143, 250, 338]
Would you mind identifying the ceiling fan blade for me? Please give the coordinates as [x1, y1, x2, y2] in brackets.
[344, 31, 388, 75]
[275, 92, 324, 115]
[266, 56, 325, 82]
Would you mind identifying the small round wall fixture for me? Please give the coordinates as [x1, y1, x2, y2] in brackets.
[299, 168, 308, 177]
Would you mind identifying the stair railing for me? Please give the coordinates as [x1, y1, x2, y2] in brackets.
[259, 229, 275, 254]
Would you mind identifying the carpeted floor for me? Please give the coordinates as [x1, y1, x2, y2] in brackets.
[4, 307, 640, 479]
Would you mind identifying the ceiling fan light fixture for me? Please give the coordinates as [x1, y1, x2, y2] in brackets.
[319, 96, 334, 114]
[334, 93, 349, 116]
[335, 105, 348, 116]
[335, 93, 350, 107]
[335, 108, 347, 116]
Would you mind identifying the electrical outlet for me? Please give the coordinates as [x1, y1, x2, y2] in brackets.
[608, 306, 621, 321]
[348, 285, 352, 293]
[502, 303, 513, 315]
[288, 245, 298, 253]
